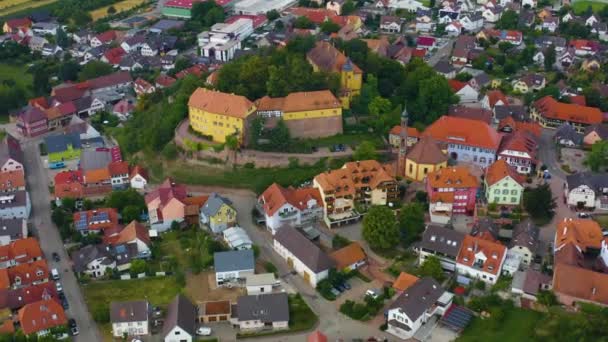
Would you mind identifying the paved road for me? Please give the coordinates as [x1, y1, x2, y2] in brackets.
[427, 37, 454, 66]
[22, 140, 102, 342]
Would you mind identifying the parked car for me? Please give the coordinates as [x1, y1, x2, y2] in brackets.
[330, 288, 341, 297]
[60, 293, 69, 310]
[52, 252, 60, 262]
[196, 327, 212, 336]
[578, 212, 591, 219]
[68, 319, 78, 336]
[336, 283, 346, 292]
[365, 289, 381, 299]
[343, 282, 352, 290]
[56, 282, 63, 293]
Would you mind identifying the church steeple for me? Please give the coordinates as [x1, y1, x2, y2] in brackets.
[397, 104, 409, 178]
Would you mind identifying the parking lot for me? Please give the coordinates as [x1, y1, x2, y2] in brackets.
[560, 147, 588, 173]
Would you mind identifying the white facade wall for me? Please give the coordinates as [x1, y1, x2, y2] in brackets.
[164, 326, 192, 342]
[273, 239, 328, 286]
[1, 158, 23, 173]
[566, 185, 596, 208]
[130, 175, 147, 189]
[112, 320, 149, 337]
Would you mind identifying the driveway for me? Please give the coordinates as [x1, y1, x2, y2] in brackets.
[22, 140, 102, 342]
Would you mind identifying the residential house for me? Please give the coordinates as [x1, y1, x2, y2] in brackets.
[200, 193, 236, 234]
[234, 293, 289, 331]
[8, 260, 49, 288]
[0, 219, 27, 246]
[17, 299, 66, 336]
[532, 96, 603, 132]
[541, 15, 559, 32]
[329, 242, 366, 272]
[53, 170, 84, 200]
[273, 227, 334, 286]
[482, 6, 503, 23]
[3, 18, 32, 34]
[456, 235, 507, 284]
[535, 36, 567, 52]
[434, 60, 456, 79]
[564, 172, 608, 210]
[0, 237, 42, 269]
[481, 89, 508, 110]
[0, 170, 25, 193]
[581, 57, 602, 72]
[162, 295, 197, 342]
[113, 99, 134, 121]
[105, 221, 151, 259]
[509, 219, 539, 266]
[583, 124, 608, 146]
[44, 133, 81, 164]
[110, 300, 150, 337]
[120, 34, 146, 52]
[45, 102, 77, 131]
[306, 41, 362, 108]
[416, 225, 465, 271]
[468, 72, 491, 91]
[0, 134, 23, 173]
[416, 36, 436, 49]
[554, 123, 583, 146]
[484, 159, 525, 206]
[511, 269, 552, 302]
[245, 273, 277, 295]
[426, 166, 479, 224]
[446, 21, 464, 36]
[497, 130, 538, 174]
[479, 29, 522, 45]
[155, 74, 176, 89]
[513, 74, 546, 93]
[326, 0, 344, 14]
[0, 282, 58, 311]
[254, 90, 343, 139]
[90, 30, 117, 47]
[422, 116, 502, 168]
[416, 9, 434, 32]
[438, 5, 460, 24]
[71, 244, 115, 278]
[108, 161, 130, 189]
[0, 191, 31, 220]
[130, 166, 148, 190]
[386, 278, 453, 340]
[73, 208, 119, 235]
[133, 78, 156, 97]
[145, 178, 189, 231]
[569, 39, 599, 56]
[380, 16, 402, 33]
[448, 80, 479, 103]
[41, 43, 62, 57]
[258, 183, 323, 234]
[101, 47, 126, 66]
[404, 137, 448, 182]
[494, 105, 529, 124]
[17, 107, 48, 137]
[460, 12, 484, 32]
[188, 88, 256, 144]
[214, 250, 255, 286]
[313, 160, 398, 227]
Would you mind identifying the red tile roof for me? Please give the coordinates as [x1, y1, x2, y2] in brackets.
[427, 166, 479, 189]
[389, 125, 421, 138]
[106, 220, 151, 247]
[8, 260, 49, 288]
[155, 74, 176, 88]
[329, 242, 366, 270]
[485, 90, 508, 108]
[259, 183, 322, 216]
[555, 219, 602, 251]
[73, 208, 119, 231]
[103, 47, 126, 65]
[534, 96, 603, 125]
[423, 116, 502, 150]
[0, 238, 42, 265]
[94, 30, 117, 44]
[108, 161, 129, 176]
[448, 80, 468, 92]
[0, 170, 25, 191]
[456, 235, 506, 275]
[485, 159, 524, 186]
[18, 299, 66, 335]
[5, 18, 32, 30]
[130, 165, 148, 180]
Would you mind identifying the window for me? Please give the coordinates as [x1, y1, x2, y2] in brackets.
[502, 189, 509, 195]
[511, 190, 518, 195]
[511, 197, 517, 203]
[494, 189, 500, 194]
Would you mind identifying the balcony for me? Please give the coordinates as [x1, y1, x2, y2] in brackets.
[278, 211, 298, 219]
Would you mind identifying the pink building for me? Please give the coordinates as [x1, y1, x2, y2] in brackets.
[17, 107, 48, 137]
[145, 178, 188, 231]
[425, 167, 479, 224]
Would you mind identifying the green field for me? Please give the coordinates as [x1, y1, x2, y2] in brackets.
[572, 0, 608, 14]
[457, 307, 542, 342]
[0, 0, 58, 18]
[0, 63, 31, 91]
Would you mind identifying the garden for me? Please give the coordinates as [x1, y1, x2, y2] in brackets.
[339, 286, 395, 321]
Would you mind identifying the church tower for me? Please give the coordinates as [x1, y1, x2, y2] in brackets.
[397, 105, 409, 178]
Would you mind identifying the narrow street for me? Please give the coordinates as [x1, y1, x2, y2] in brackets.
[22, 140, 102, 342]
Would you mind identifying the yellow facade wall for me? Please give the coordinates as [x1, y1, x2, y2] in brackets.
[283, 107, 342, 121]
[341, 70, 362, 96]
[188, 106, 255, 143]
[405, 160, 447, 182]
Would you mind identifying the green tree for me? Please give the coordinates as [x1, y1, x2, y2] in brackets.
[191, 1, 225, 27]
[341, 0, 356, 14]
[107, 5, 116, 14]
[130, 259, 146, 275]
[56, 27, 70, 48]
[122, 205, 142, 223]
[544, 45, 556, 70]
[78, 60, 113, 81]
[31, 64, 50, 95]
[537, 290, 558, 307]
[419, 255, 444, 281]
[269, 119, 291, 150]
[225, 134, 239, 150]
[353, 141, 378, 160]
[320, 20, 341, 33]
[362, 206, 399, 250]
[294, 16, 314, 29]
[368, 96, 391, 117]
[523, 184, 557, 223]
[455, 72, 473, 82]
[398, 202, 425, 246]
[585, 140, 608, 172]
[59, 60, 81, 81]
[496, 10, 519, 29]
[266, 9, 280, 21]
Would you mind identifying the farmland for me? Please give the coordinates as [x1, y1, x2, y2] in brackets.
[89, 0, 145, 20]
[0, 0, 58, 17]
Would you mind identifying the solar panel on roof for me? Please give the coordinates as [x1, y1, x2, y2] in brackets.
[75, 213, 88, 230]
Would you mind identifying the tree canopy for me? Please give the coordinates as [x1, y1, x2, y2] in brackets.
[585, 140, 608, 172]
[419, 255, 444, 281]
[353, 141, 378, 161]
[523, 184, 557, 224]
[398, 202, 425, 246]
[362, 206, 399, 250]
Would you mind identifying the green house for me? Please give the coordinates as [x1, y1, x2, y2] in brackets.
[44, 132, 82, 163]
[485, 159, 525, 206]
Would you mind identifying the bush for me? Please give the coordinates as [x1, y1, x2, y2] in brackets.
[264, 261, 278, 275]
[316, 279, 336, 301]
[332, 234, 352, 249]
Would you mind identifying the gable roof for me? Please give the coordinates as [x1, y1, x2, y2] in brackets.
[456, 235, 507, 275]
[555, 218, 602, 251]
[0, 170, 25, 191]
[17, 299, 66, 335]
[307, 41, 362, 74]
[389, 277, 445, 320]
[447, 105, 492, 124]
[145, 178, 187, 206]
[427, 166, 479, 189]
[237, 292, 289, 322]
[314, 160, 396, 198]
[419, 225, 465, 258]
[566, 171, 608, 192]
[259, 183, 322, 216]
[19, 107, 47, 124]
[510, 219, 539, 251]
[406, 137, 448, 165]
[422, 116, 502, 150]
[584, 124, 608, 140]
[274, 227, 334, 273]
[329, 242, 366, 270]
[553, 263, 608, 305]
[162, 295, 197, 338]
[188, 88, 255, 119]
[213, 250, 254, 273]
[106, 221, 150, 247]
[534, 96, 602, 125]
[200, 192, 232, 217]
[485, 90, 508, 108]
[485, 159, 524, 187]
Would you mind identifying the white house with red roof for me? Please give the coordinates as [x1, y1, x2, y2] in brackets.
[416, 36, 436, 49]
[448, 80, 479, 103]
[481, 90, 508, 110]
[90, 30, 117, 48]
[456, 235, 507, 284]
[130, 166, 148, 190]
[133, 78, 156, 97]
[258, 183, 323, 234]
[497, 130, 538, 174]
[569, 39, 599, 56]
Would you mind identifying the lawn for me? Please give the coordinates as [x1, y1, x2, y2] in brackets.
[457, 307, 542, 342]
[0, 63, 31, 92]
[0, 0, 57, 17]
[594, 215, 608, 228]
[89, 0, 145, 20]
[156, 228, 217, 272]
[572, 0, 608, 14]
[83, 277, 182, 310]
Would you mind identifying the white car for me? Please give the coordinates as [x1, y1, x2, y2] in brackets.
[365, 289, 380, 299]
[56, 282, 63, 292]
[196, 327, 212, 336]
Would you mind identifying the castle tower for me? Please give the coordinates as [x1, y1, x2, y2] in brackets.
[397, 105, 409, 178]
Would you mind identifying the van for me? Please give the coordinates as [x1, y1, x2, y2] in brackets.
[51, 268, 60, 280]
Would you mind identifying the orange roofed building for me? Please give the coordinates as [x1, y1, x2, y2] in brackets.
[532, 96, 603, 132]
[392, 272, 419, 292]
[329, 242, 366, 271]
[455, 235, 507, 284]
[425, 166, 479, 224]
[313, 160, 398, 227]
[17, 299, 66, 336]
[258, 183, 323, 234]
[553, 219, 608, 307]
[422, 116, 502, 168]
[72, 208, 119, 235]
